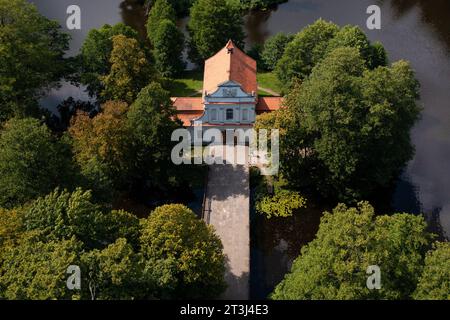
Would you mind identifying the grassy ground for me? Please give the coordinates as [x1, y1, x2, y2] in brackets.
[169, 70, 204, 97]
[257, 71, 284, 96]
[170, 70, 283, 97]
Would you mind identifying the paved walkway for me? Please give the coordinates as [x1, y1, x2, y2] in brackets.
[205, 163, 250, 300]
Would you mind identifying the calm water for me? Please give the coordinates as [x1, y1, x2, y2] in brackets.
[29, 0, 450, 298]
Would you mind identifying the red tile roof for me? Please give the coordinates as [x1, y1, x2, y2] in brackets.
[203, 40, 257, 96]
[256, 97, 284, 114]
[171, 97, 204, 111]
[175, 111, 204, 126]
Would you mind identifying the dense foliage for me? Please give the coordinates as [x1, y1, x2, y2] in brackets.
[256, 189, 306, 219]
[152, 19, 186, 77]
[258, 43, 420, 201]
[101, 35, 154, 104]
[188, 0, 245, 63]
[413, 242, 450, 300]
[140, 204, 226, 299]
[272, 202, 433, 300]
[1, 1, 444, 302]
[145, 0, 194, 17]
[79, 23, 140, 97]
[255, 176, 307, 219]
[146, 0, 177, 45]
[0, 0, 70, 122]
[261, 32, 294, 71]
[0, 191, 226, 300]
[69, 83, 181, 202]
[0, 118, 76, 209]
[275, 20, 387, 88]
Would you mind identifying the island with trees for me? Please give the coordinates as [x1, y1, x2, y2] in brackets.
[0, 0, 448, 301]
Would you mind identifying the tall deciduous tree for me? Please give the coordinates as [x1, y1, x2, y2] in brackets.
[146, 0, 176, 45]
[275, 47, 420, 201]
[152, 19, 186, 77]
[275, 19, 339, 87]
[80, 238, 145, 300]
[69, 101, 132, 194]
[275, 20, 388, 88]
[0, 0, 70, 122]
[188, 0, 245, 63]
[101, 35, 154, 104]
[261, 32, 294, 71]
[140, 204, 226, 299]
[413, 242, 450, 300]
[0, 118, 76, 208]
[0, 236, 82, 300]
[145, 0, 194, 17]
[272, 202, 431, 300]
[127, 82, 181, 192]
[79, 23, 140, 97]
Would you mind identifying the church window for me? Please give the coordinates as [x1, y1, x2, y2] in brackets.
[211, 109, 217, 121]
[242, 110, 248, 121]
[226, 109, 234, 120]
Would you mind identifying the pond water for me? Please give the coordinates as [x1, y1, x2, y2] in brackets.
[29, 0, 450, 298]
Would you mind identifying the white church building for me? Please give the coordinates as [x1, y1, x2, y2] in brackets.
[172, 40, 282, 142]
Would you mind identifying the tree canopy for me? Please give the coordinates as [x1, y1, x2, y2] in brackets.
[272, 202, 432, 300]
[261, 32, 294, 71]
[101, 35, 154, 104]
[146, 0, 177, 45]
[263, 46, 421, 201]
[69, 101, 132, 197]
[152, 19, 186, 77]
[275, 20, 387, 89]
[126, 82, 181, 193]
[0, 118, 76, 208]
[188, 0, 245, 63]
[79, 23, 140, 98]
[0, 0, 70, 122]
[413, 242, 450, 300]
[0, 189, 226, 300]
[140, 204, 226, 299]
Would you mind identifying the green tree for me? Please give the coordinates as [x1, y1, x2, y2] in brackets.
[256, 189, 306, 219]
[275, 19, 339, 87]
[0, 236, 81, 300]
[79, 23, 140, 97]
[275, 20, 389, 89]
[0, 118, 76, 209]
[69, 101, 132, 195]
[188, 0, 245, 63]
[127, 82, 181, 192]
[231, 0, 287, 10]
[152, 19, 186, 77]
[0, 208, 22, 249]
[326, 25, 387, 69]
[278, 47, 420, 201]
[146, 0, 176, 45]
[145, 0, 194, 17]
[21, 188, 140, 250]
[101, 35, 154, 104]
[261, 32, 294, 71]
[0, 0, 70, 122]
[80, 238, 145, 300]
[140, 204, 226, 299]
[272, 202, 431, 300]
[413, 242, 450, 300]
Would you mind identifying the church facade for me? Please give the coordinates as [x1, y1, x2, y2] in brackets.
[173, 40, 282, 139]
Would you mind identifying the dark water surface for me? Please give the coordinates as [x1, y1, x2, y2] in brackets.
[29, 0, 450, 298]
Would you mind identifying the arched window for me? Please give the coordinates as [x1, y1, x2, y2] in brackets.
[226, 109, 234, 120]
